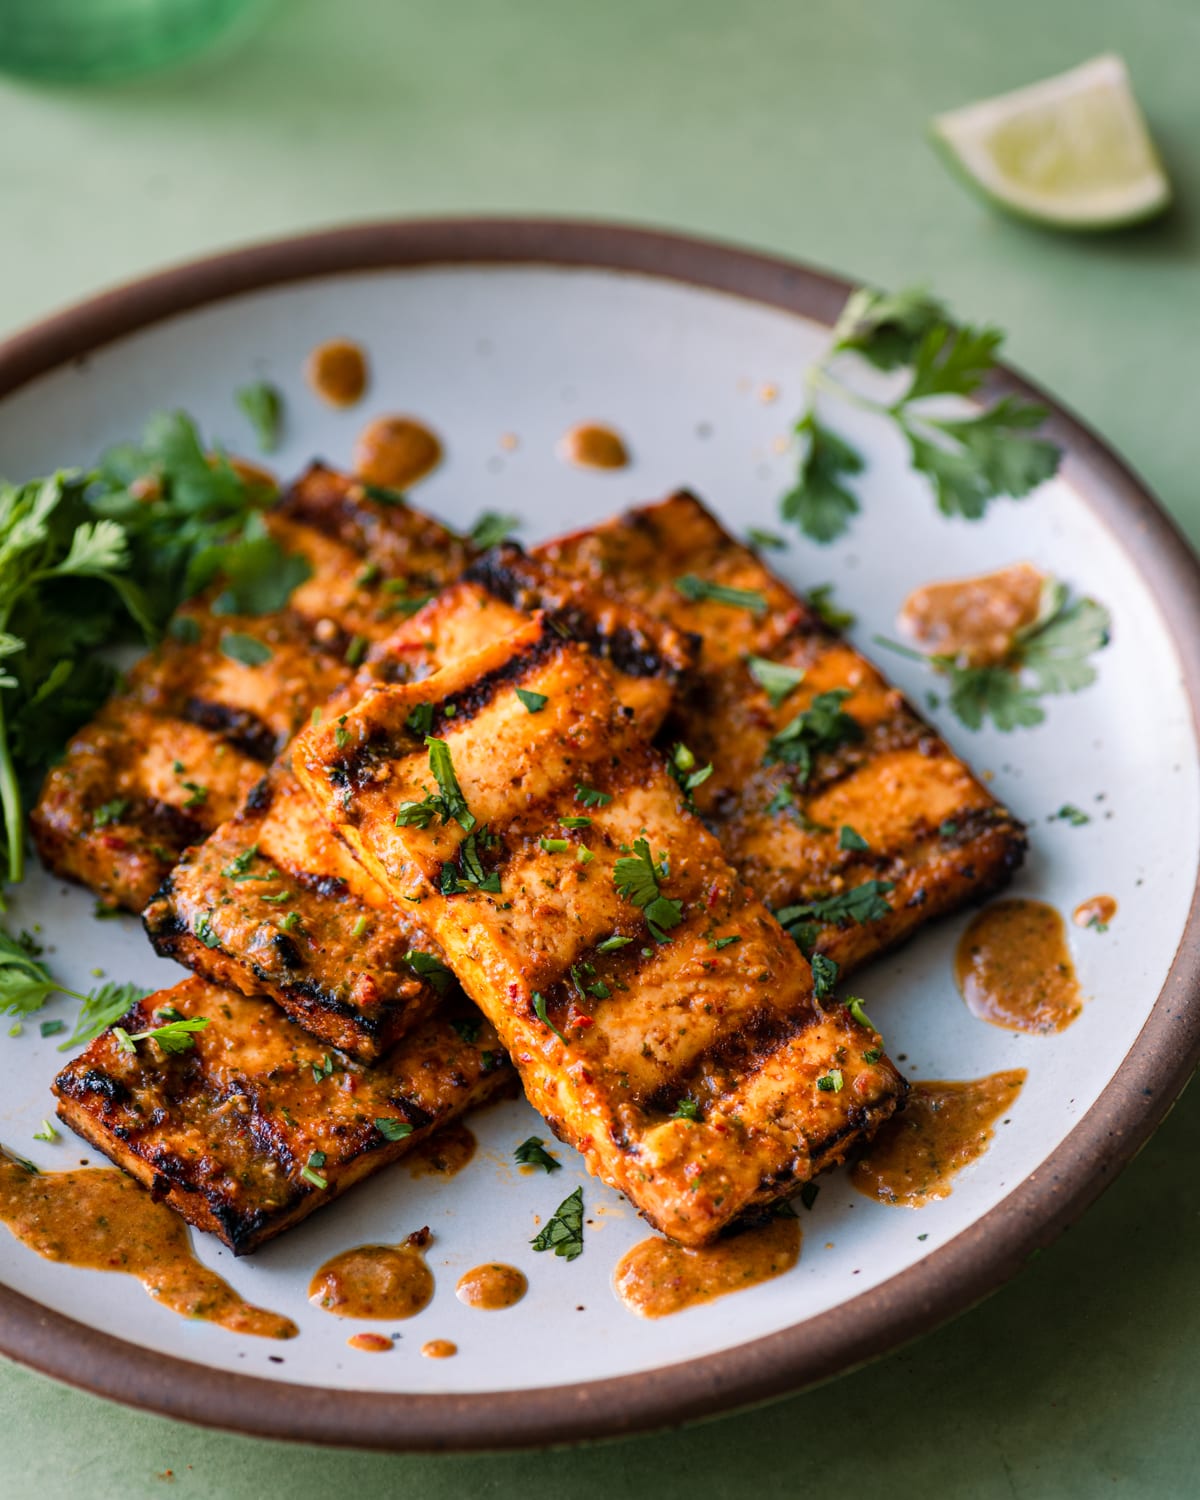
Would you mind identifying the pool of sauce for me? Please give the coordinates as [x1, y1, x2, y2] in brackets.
[347, 1332, 393, 1353]
[852, 1071, 1027, 1207]
[308, 1228, 433, 1320]
[421, 1339, 457, 1359]
[559, 422, 629, 470]
[613, 1214, 800, 1319]
[899, 562, 1045, 667]
[406, 1123, 476, 1179]
[306, 338, 368, 407]
[955, 898, 1084, 1033]
[353, 415, 442, 489]
[0, 1153, 296, 1339]
[456, 1262, 528, 1310]
[1074, 894, 1117, 931]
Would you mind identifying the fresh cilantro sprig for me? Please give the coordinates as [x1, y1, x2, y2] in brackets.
[0, 924, 148, 1041]
[235, 381, 284, 454]
[613, 838, 684, 941]
[779, 285, 1061, 543]
[877, 577, 1111, 732]
[514, 1136, 561, 1173]
[0, 411, 309, 889]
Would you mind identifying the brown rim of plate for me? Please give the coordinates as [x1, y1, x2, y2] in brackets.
[1, 217, 1198, 1453]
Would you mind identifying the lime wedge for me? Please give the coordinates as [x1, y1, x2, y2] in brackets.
[931, 55, 1171, 230]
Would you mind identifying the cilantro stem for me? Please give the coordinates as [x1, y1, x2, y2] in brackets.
[0, 694, 22, 885]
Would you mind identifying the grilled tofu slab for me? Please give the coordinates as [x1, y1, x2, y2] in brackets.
[145, 549, 694, 1060]
[32, 465, 471, 914]
[53, 978, 510, 1254]
[537, 492, 1026, 968]
[294, 618, 906, 1246]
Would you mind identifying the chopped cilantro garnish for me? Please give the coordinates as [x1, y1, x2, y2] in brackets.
[540, 837, 569, 853]
[194, 913, 221, 949]
[405, 949, 455, 995]
[613, 837, 684, 941]
[33, 1119, 58, 1142]
[450, 1015, 482, 1043]
[300, 1152, 328, 1190]
[863, 1047, 883, 1064]
[747, 656, 805, 708]
[764, 688, 861, 782]
[810, 952, 839, 1001]
[671, 1097, 701, 1122]
[514, 1136, 561, 1173]
[532, 991, 567, 1044]
[806, 584, 856, 631]
[91, 798, 129, 829]
[844, 995, 876, 1030]
[515, 687, 549, 713]
[279, 911, 302, 933]
[235, 381, 283, 453]
[668, 742, 713, 803]
[220, 631, 272, 667]
[351, 914, 369, 939]
[39, 1019, 64, 1037]
[838, 825, 869, 852]
[816, 1069, 844, 1093]
[675, 574, 768, 617]
[799, 1182, 820, 1211]
[775, 880, 895, 954]
[530, 1185, 584, 1260]
[113, 1015, 208, 1056]
[561, 816, 592, 829]
[1053, 804, 1091, 827]
[375, 1118, 414, 1142]
[468, 510, 520, 549]
[596, 934, 632, 953]
[405, 702, 434, 737]
[575, 784, 612, 808]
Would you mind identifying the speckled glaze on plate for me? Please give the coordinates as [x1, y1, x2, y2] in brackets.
[0, 219, 1197, 1451]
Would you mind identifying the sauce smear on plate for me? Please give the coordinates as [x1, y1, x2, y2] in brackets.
[852, 1071, 1026, 1207]
[559, 422, 629, 470]
[900, 563, 1044, 666]
[307, 338, 368, 407]
[0, 1152, 296, 1338]
[353, 415, 442, 489]
[309, 1228, 434, 1320]
[613, 1214, 800, 1319]
[421, 1339, 457, 1359]
[406, 1123, 476, 1179]
[955, 898, 1083, 1033]
[456, 1263, 528, 1310]
[1074, 894, 1117, 931]
[347, 1332, 393, 1353]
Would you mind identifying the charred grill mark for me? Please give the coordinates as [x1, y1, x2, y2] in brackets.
[181, 698, 281, 763]
[640, 1006, 813, 1116]
[54, 1067, 132, 1107]
[466, 547, 693, 683]
[294, 870, 349, 900]
[244, 776, 274, 814]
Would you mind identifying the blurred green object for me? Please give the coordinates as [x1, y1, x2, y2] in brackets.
[0, 0, 270, 82]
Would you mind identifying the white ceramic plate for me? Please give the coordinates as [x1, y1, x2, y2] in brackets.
[0, 222, 1197, 1450]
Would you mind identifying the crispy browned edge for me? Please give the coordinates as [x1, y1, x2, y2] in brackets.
[0, 220, 1196, 1454]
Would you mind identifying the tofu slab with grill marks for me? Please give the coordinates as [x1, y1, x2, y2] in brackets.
[294, 618, 906, 1246]
[537, 492, 1027, 970]
[52, 978, 509, 1254]
[144, 547, 694, 1061]
[32, 465, 471, 914]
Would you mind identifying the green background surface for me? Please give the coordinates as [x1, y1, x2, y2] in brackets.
[1, 2, 1197, 1495]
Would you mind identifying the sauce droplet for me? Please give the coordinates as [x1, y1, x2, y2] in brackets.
[353, 416, 442, 490]
[347, 1332, 393, 1353]
[853, 1071, 1026, 1207]
[613, 1214, 800, 1319]
[1073, 894, 1117, 932]
[0, 1153, 296, 1339]
[559, 423, 629, 471]
[899, 563, 1045, 667]
[309, 1229, 434, 1320]
[406, 1123, 476, 1179]
[455, 1262, 528, 1310]
[307, 338, 368, 407]
[955, 898, 1084, 1033]
[421, 1338, 458, 1359]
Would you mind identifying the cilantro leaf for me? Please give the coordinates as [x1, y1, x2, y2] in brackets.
[613, 837, 684, 940]
[806, 584, 856, 632]
[113, 1015, 208, 1056]
[829, 285, 950, 371]
[515, 688, 548, 714]
[469, 511, 521, 549]
[764, 688, 861, 783]
[375, 1117, 415, 1142]
[514, 1136, 561, 1172]
[425, 736, 475, 831]
[780, 414, 863, 543]
[530, 1185, 584, 1260]
[57, 982, 151, 1050]
[776, 881, 895, 953]
[747, 656, 805, 709]
[674, 575, 768, 616]
[219, 631, 272, 667]
[235, 381, 284, 454]
[810, 952, 839, 1000]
